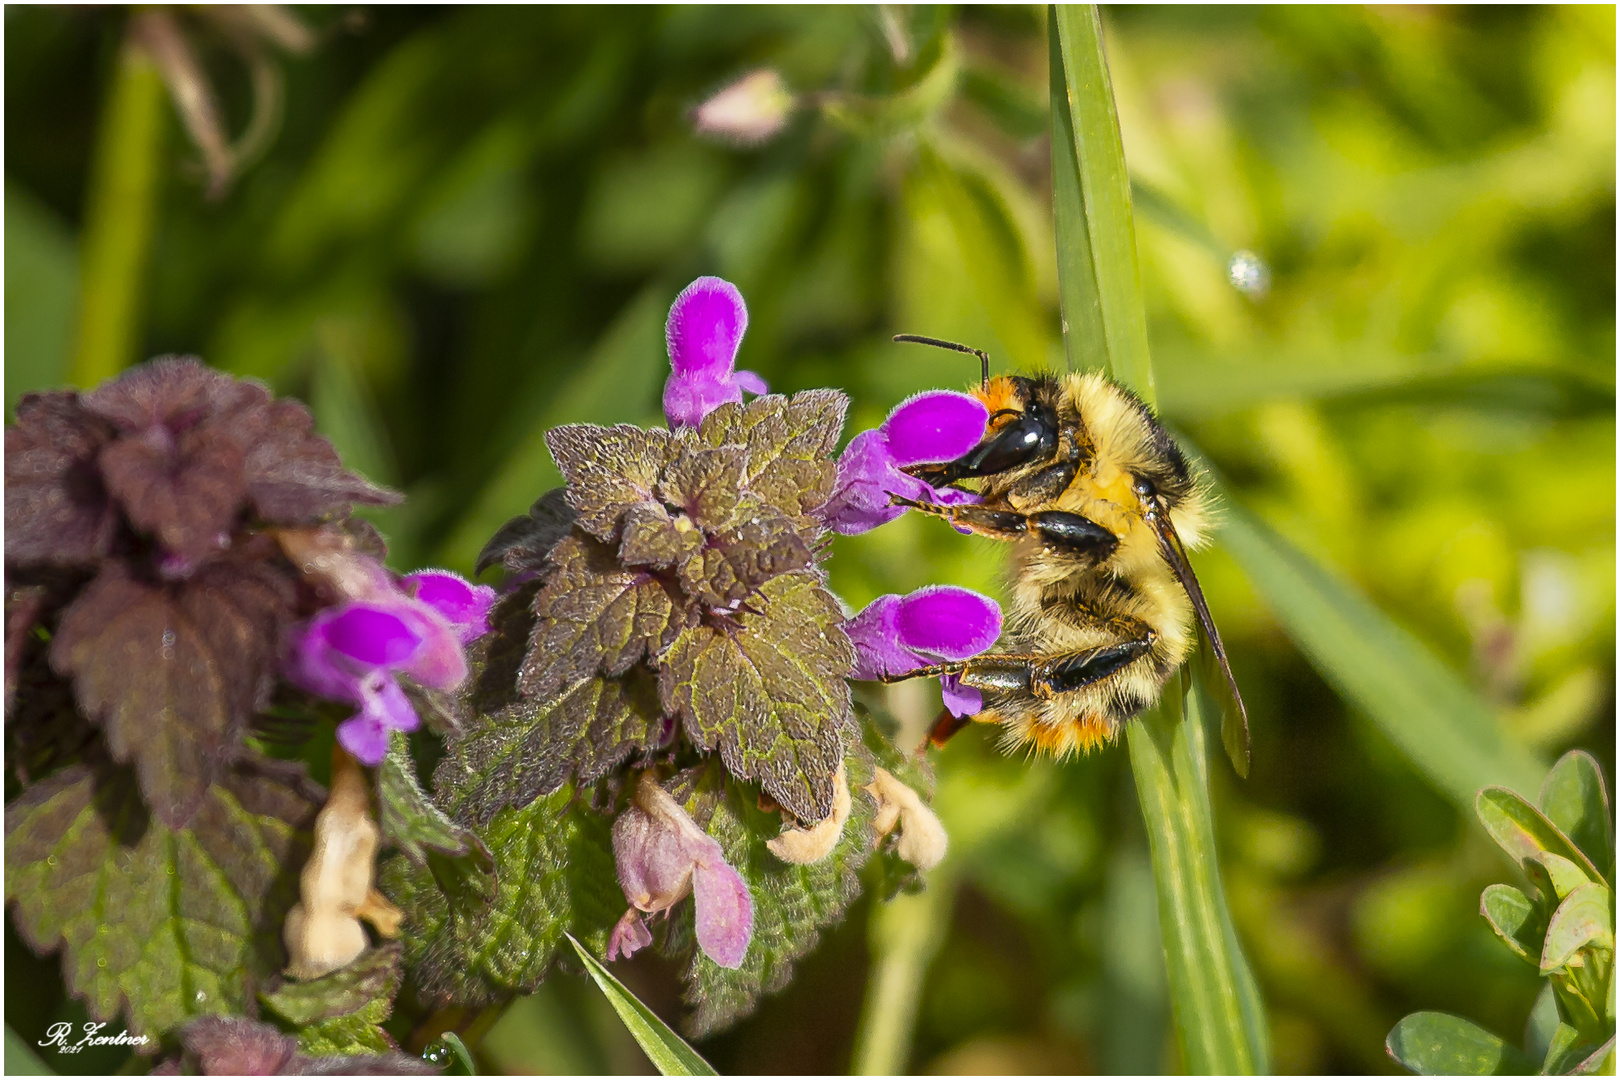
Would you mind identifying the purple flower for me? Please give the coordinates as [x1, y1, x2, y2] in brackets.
[662, 276, 767, 429]
[607, 774, 754, 969]
[845, 586, 1002, 717]
[284, 567, 489, 765]
[818, 390, 988, 535]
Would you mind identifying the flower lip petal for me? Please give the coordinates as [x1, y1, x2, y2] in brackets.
[692, 858, 754, 969]
[666, 276, 748, 377]
[939, 674, 983, 718]
[336, 709, 391, 764]
[402, 570, 496, 643]
[843, 594, 916, 680]
[894, 585, 1002, 660]
[321, 605, 424, 668]
[732, 369, 768, 395]
[881, 390, 989, 468]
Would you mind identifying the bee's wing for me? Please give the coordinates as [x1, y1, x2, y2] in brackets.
[1149, 509, 1251, 778]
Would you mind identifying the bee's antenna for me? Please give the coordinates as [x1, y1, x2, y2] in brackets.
[893, 334, 991, 392]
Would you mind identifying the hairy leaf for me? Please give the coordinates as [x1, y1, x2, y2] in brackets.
[4, 391, 119, 566]
[476, 488, 576, 577]
[695, 391, 847, 520]
[377, 732, 493, 874]
[660, 571, 854, 822]
[546, 424, 671, 540]
[96, 416, 250, 561]
[49, 558, 292, 828]
[676, 516, 814, 609]
[657, 445, 747, 530]
[176, 1016, 436, 1075]
[263, 943, 404, 1057]
[238, 398, 400, 521]
[661, 750, 877, 1037]
[519, 535, 683, 701]
[5, 758, 320, 1038]
[619, 502, 704, 571]
[381, 786, 622, 1008]
[435, 671, 668, 827]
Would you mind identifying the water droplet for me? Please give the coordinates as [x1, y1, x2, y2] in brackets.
[422, 1040, 452, 1066]
[194, 990, 207, 1004]
[97, 957, 107, 968]
[1226, 249, 1271, 298]
[46, 855, 57, 867]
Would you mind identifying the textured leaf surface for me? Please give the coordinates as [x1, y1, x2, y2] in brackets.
[657, 445, 747, 530]
[1540, 882, 1614, 973]
[1540, 751, 1613, 881]
[546, 423, 671, 539]
[3, 391, 119, 565]
[660, 752, 877, 1037]
[660, 571, 854, 823]
[4, 759, 319, 1038]
[377, 732, 493, 875]
[1478, 884, 1547, 966]
[263, 943, 403, 1057]
[675, 516, 813, 609]
[519, 535, 681, 701]
[381, 787, 622, 1008]
[48, 558, 292, 828]
[475, 487, 577, 577]
[568, 934, 717, 1076]
[695, 391, 847, 521]
[1385, 1012, 1536, 1075]
[177, 1016, 436, 1075]
[619, 502, 703, 571]
[1477, 787, 1604, 890]
[435, 671, 667, 827]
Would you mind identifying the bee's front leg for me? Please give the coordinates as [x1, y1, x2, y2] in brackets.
[877, 637, 1156, 700]
[887, 494, 1118, 558]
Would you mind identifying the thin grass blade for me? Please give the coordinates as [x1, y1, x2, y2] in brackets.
[565, 933, 717, 1077]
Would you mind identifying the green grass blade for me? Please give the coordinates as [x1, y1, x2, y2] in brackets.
[1211, 494, 1547, 811]
[565, 933, 718, 1076]
[1049, 6, 1266, 1071]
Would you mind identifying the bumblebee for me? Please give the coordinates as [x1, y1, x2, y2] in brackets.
[883, 336, 1250, 775]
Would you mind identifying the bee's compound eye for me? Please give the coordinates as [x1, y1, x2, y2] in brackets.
[1133, 476, 1157, 498]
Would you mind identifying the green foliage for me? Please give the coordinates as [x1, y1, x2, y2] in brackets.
[262, 943, 404, 1057]
[567, 935, 718, 1076]
[1389, 752, 1616, 1075]
[4, 760, 317, 1038]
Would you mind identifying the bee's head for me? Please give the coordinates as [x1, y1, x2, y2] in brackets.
[905, 374, 1061, 487]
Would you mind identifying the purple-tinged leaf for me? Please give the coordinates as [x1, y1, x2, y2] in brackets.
[619, 501, 703, 570]
[696, 390, 848, 521]
[3, 391, 119, 565]
[240, 398, 400, 521]
[657, 445, 747, 530]
[475, 488, 576, 577]
[676, 515, 813, 609]
[546, 423, 672, 540]
[177, 1015, 438, 1075]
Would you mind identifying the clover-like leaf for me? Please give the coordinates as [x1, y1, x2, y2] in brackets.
[475, 488, 576, 578]
[696, 391, 847, 520]
[435, 671, 669, 827]
[1479, 883, 1547, 966]
[519, 535, 684, 702]
[377, 732, 494, 874]
[263, 943, 403, 1057]
[381, 787, 622, 1008]
[1476, 787, 1605, 896]
[3, 391, 119, 566]
[546, 424, 672, 540]
[48, 557, 293, 828]
[659, 570, 854, 823]
[1540, 751, 1613, 882]
[658, 749, 877, 1037]
[5, 757, 320, 1038]
[1385, 1012, 1537, 1075]
[675, 515, 813, 609]
[1540, 882, 1615, 974]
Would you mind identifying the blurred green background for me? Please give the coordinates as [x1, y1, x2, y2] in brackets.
[5, 5, 1613, 1074]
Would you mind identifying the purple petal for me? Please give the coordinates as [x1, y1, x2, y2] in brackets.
[881, 391, 990, 467]
[893, 586, 1002, 660]
[402, 570, 496, 644]
[939, 674, 983, 718]
[392, 605, 469, 692]
[844, 594, 922, 680]
[358, 671, 420, 733]
[692, 858, 753, 969]
[733, 369, 768, 395]
[336, 710, 391, 765]
[612, 800, 698, 915]
[663, 370, 746, 430]
[282, 620, 365, 704]
[818, 430, 930, 536]
[607, 908, 653, 961]
[666, 276, 747, 377]
[321, 605, 424, 668]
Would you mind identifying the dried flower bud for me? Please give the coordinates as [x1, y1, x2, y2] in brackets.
[608, 773, 753, 968]
[766, 762, 851, 864]
[868, 767, 948, 871]
[692, 69, 796, 146]
[284, 749, 401, 978]
[819, 390, 988, 535]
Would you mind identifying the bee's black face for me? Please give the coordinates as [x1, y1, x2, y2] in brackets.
[907, 398, 1059, 487]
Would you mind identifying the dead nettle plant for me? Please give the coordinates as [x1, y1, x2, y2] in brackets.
[4, 275, 986, 1062]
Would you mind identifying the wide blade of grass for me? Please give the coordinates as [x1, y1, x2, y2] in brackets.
[565, 934, 717, 1077]
[1050, 5, 1267, 1072]
[1211, 492, 1547, 811]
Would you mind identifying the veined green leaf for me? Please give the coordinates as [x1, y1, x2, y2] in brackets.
[1385, 1011, 1537, 1075]
[1479, 884, 1547, 966]
[1477, 788, 1604, 888]
[1212, 495, 1546, 812]
[565, 934, 717, 1077]
[1540, 751, 1614, 881]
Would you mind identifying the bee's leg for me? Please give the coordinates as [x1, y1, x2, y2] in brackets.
[887, 495, 1118, 558]
[878, 637, 1155, 700]
[926, 708, 972, 749]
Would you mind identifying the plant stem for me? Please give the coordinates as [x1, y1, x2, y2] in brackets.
[851, 874, 957, 1075]
[69, 26, 168, 388]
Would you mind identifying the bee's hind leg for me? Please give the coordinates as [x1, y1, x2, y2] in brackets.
[886, 494, 1118, 558]
[878, 637, 1156, 701]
